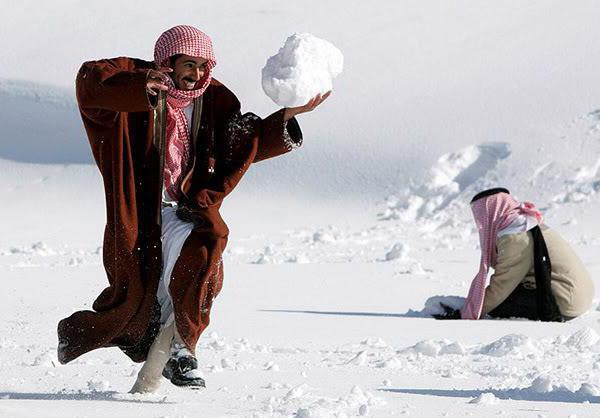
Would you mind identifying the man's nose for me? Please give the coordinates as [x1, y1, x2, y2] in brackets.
[193, 68, 204, 80]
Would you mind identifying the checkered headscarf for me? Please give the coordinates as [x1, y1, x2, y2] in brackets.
[153, 25, 217, 200]
[462, 192, 543, 319]
[154, 25, 217, 97]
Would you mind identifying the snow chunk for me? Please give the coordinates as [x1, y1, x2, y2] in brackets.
[530, 375, 554, 393]
[565, 328, 600, 350]
[384, 242, 410, 261]
[478, 334, 542, 357]
[87, 379, 110, 392]
[468, 392, 499, 405]
[32, 350, 58, 367]
[262, 33, 343, 107]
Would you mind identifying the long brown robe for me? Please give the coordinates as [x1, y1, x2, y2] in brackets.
[57, 57, 302, 364]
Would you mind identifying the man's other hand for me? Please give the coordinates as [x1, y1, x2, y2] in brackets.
[283, 91, 331, 121]
[432, 302, 462, 320]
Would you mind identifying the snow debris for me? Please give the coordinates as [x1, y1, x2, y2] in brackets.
[87, 379, 110, 392]
[6, 241, 56, 256]
[32, 350, 58, 367]
[347, 350, 368, 366]
[384, 242, 410, 261]
[530, 375, 554, 393]
[361, 337, 388, 349]
[312, 230, 337, 244]
[478, 334, 542, 358]
[262, 33, 343, 108]
[468, 392, 499, 405]
[380, 143, 510, 223]
[410, 340, 441, 357]
[564, 327, 600, 349]
[264, 361, 280, 371]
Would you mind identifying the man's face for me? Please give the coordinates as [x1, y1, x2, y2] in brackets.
[171, 54, 209, 90]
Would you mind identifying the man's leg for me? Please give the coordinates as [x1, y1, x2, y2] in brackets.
[130, 319, 175, 393]
[488, 283, 539, 320]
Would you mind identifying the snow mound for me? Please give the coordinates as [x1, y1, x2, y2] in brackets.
[380, 142, 511, 222]
[468, 392, 499, 405]
[261, 384, 384, 418]
[564, 327, 600, 349]
[478, 334, 542, 357]
[262, 33, 343, 107]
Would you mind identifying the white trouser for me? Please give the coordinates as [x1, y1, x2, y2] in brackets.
[157, 206, 194, 324]
[130, 314, 174, 393]
[130, 206, 194, 393]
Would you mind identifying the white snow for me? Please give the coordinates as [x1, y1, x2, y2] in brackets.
[262, 33, 343, 107]
[2, 1, 600, 417]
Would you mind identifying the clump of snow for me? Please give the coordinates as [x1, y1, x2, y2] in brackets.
[347, 350, 368, 366]
[87, 379, 110, 392]
[468, 392, 499, 405]
[564, 328, 600, 350]
[32, 350, 58, 367]
[262, 33, 343, 107]
[361, 337, 388, 349]
[5, 241, 56, 256]
[410, 340, 441, 357]
[529, 375, 554, 393]
[384, 242, 410, 261]
[312, 230, 337, 243]
[478, 334, 542, 358]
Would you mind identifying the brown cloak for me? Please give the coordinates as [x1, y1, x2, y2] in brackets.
[57, 57, 302, 364]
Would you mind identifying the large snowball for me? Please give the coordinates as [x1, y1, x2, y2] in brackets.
[262, 33, 343, 108]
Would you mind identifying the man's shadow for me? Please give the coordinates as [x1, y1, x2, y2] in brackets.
[259, 295, 466, 319]
[0, 391, 173, 404]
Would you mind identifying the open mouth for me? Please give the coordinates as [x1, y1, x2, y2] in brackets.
[181, 78, 197, 89]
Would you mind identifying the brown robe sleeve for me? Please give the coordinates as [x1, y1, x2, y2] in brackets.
[76, 57, 156, 115]
[216, 83, 303, 164]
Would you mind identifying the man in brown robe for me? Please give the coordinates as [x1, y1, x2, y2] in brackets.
[57, 25, 329, 392]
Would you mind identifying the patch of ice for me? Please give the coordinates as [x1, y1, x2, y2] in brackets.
[262, 33, 343, 108]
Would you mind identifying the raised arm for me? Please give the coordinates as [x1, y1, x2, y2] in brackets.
[76, 57, 157, 113]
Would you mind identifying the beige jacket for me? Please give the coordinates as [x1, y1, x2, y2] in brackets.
[482, 226, 594, 318]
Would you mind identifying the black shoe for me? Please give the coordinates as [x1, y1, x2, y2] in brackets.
[162, 355, 206, 389]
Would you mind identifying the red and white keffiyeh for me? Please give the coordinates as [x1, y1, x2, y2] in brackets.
[461, 192, 543, 319]
[153, 25, 217, 201]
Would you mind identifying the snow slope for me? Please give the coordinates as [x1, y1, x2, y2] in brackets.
[2, 1, 600, 417]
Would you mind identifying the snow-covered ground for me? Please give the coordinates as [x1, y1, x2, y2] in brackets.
[2, 1, 600, 417]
